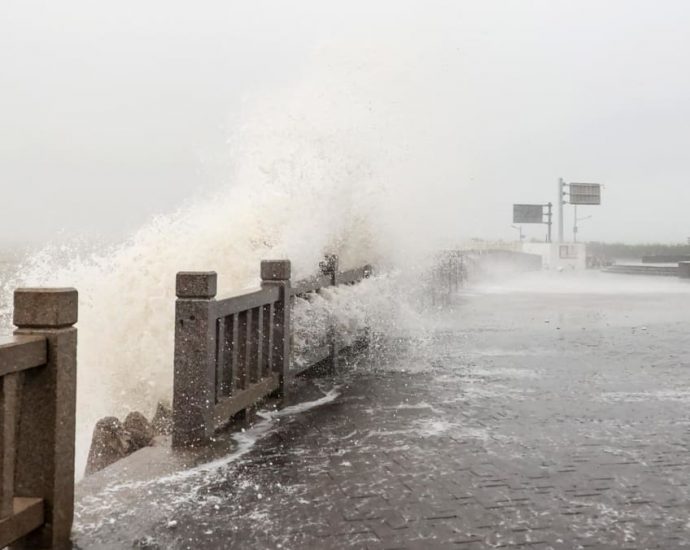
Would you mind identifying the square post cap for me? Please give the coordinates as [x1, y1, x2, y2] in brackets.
[176, 272, 217, 299]
[261, 260, 291, 281]
[14, 288, 78, 328]
[319, 254, 339, 275]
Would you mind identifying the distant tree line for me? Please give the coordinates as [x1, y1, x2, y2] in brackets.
[586, 241, 690, 260]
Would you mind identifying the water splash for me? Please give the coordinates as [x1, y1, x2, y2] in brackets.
[0, 36, 473, 477]
[0, 68, 433, 480]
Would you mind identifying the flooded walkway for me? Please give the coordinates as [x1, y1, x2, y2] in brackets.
[74, 273, 690, 549]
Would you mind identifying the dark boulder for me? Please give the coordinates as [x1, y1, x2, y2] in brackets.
[85, 411, 158, 476]
[123, 411, 155, 452]
[151, 401, 173, 436]
[85, 416, 130, 476]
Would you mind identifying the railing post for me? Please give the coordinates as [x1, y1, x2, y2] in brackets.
[260, 260, 291, 397]
[361, 265, 373, 350]
[320, 254, 339, 372]
[12, 288, 77, 550]
[172, 272, 217, 448]
[319, 254, 339, 286]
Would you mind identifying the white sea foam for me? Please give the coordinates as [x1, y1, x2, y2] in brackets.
[391, 401, 443, 414]
[599, 389, 690, 403]
[73, 388, 340, 536]
[468, 366, 539, 379]
[272, 388, 340, 417]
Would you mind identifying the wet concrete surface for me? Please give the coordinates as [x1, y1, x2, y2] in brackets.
[74, 273, 690, 549]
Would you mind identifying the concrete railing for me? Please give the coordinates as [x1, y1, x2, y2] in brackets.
[0, 289, 77, 550]
[430, 251, 467, 306]
[429, 249, 541, 304]
[291, 255, 372, 372]
[172, 256, 371, 447]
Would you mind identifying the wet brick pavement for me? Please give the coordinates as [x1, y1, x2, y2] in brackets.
[75, 274, 690, 549]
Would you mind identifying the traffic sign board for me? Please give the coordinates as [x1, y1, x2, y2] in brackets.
[513, 204, 544, 224]
[569, 183, 601, 205]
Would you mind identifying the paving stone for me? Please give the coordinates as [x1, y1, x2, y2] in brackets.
[74, 287, 690, 549]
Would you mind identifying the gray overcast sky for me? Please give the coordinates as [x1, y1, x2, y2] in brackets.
[2, 0, 690, 246]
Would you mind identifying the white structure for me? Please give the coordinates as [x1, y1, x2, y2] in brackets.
[521, 242, 587, 271]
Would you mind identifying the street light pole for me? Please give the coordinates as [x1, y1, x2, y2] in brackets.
[573, 205, 577, 243]
[573, 207, 592, 243]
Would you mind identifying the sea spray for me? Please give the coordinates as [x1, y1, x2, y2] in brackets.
[0, 45, 458, 477]
[0, 185, 389, 478]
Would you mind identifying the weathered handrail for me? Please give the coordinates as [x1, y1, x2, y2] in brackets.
[337, 266, 373, 285]
[173, 255, 371, 447]
[0, 288, 77, 550]
[290, 257, 372, 372]
[0, 335, 47, 376]
[429, 251, 467, 306]
[290, 274, 333, 297]
[172, 262, 289, 447]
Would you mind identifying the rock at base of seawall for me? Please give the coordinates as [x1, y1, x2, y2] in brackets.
[124, 411, 155, 452]
[151, 401, 173, 436]
[86, 409, 158, 476]
[85, 416, 130, 476]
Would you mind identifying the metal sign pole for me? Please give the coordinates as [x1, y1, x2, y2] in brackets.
[557, 177, 565, 243]
[546, 202, 553, 243]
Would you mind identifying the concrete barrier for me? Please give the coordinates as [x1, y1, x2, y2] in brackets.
[642, 255, 690, 263]
[172, 255, 372, 447]
[678, 262, 690, 279]
[1, 288, 78, 549]
[602, 265, 678, 277]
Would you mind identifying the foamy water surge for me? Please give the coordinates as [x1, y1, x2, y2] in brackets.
[0, 182, 385, 477]
[0, 93, 439, 479]
[73, 389, 342, 539]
